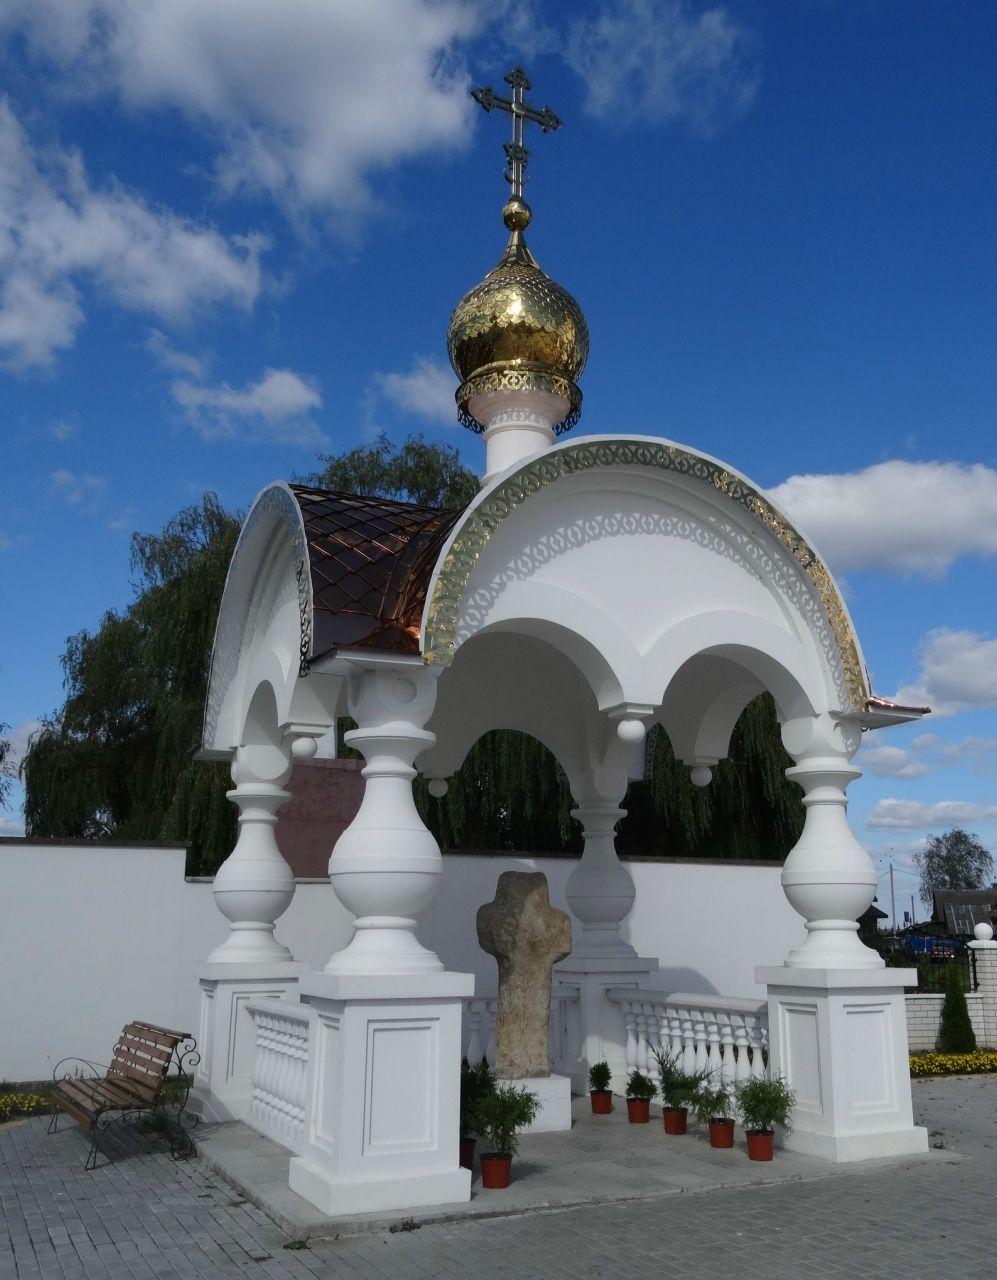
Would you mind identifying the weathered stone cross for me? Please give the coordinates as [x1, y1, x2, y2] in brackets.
[476, 871, 572, 1079]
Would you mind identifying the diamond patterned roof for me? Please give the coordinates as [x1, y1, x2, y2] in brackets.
[288, 484, 467, 659]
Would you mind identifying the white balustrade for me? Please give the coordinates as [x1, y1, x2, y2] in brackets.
[606, 990, 768, 1096]
[246, 1000, 314, 1153]
[461, 986, 581, 1077]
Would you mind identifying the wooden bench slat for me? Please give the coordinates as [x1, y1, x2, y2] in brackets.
[111, 1046, 172, 1079]
[114, 1039, 173, 1068]
[120, 1022, 186, 1050]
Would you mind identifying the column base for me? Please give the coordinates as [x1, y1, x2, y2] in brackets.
[757, 964, 927, 1165]
[290, 968, 475, 1218]
[496, 1074, 572, 1133]
[555, 954, 659, 1094]
[190, 961, 305, 1123]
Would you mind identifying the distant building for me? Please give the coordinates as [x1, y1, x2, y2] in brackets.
[932, 887, 997, 935]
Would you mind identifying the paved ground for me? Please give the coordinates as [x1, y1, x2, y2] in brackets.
[2, 1078, 995, 1279]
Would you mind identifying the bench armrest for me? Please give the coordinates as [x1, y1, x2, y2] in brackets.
[51, 1057, 109, 1084]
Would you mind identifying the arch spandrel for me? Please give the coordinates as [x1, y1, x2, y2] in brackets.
[421, 435, 869, 715]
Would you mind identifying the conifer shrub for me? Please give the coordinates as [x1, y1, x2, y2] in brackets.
[937, 960, 977, 1053]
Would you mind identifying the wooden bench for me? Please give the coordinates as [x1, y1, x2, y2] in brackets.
[48, 1021, 199, 1169]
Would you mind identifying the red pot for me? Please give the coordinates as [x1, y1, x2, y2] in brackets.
[459, 1136, 476, 1169]
[662, 1106, 687, 1135]
[746, 1130, 774, 1161]
[626, 1098, 650, 1124]
[709, 1119, 735, 1148]
[590, 1090, 613, 1115]
[480, 1153, 512, 1188]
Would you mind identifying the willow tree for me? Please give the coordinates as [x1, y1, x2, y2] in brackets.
[24, 433, 803, 872]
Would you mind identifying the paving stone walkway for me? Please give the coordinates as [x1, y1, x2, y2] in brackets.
[2, 1077, 995, 1280]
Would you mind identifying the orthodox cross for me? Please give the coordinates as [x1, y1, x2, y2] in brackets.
[471, 67, 562, 202]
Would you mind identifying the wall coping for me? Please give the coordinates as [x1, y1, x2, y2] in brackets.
[1, 837, 189, 850]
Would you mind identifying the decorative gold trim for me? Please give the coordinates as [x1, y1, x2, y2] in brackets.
[422, 439, 869, 711]
[456, 362, 582, 435]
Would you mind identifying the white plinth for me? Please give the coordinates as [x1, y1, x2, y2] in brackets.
[191, 961, 304, 1123]
[757, 965, 928, 1164]
[287, 970, 474, 1217]
[497, 1074, 572, 1133]
[555, 954, 658, 1094]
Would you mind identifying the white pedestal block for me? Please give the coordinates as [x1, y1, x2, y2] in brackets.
[757, 965, 928, 1163]
[497, 1074, 572, 1133]
[555, 954, 659, 1095]
[191, 961, 305, 1123]
[288, 970, 474, 1217]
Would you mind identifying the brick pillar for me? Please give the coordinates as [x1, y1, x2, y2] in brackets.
[969, 925, 997, 1049]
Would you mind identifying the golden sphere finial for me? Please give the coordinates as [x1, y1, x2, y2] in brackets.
[502, 198, 532, 232]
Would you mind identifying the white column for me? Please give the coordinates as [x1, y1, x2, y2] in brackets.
[324, 665, 445, 976]
[564, 804, 637, 958]
[290, 661, 473, 1217]
[468, 387, 565, 486]
[969, 924, 997, 1049]
[193, 736, 306, 1123]
[757, 712, 926, 1162]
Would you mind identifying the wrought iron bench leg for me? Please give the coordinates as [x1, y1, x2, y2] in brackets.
[47, 1111, 60, 1134]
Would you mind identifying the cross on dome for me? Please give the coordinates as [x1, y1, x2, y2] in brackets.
[471, 66, 562, 230]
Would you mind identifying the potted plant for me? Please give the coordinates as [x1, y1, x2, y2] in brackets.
[735, 1077, 795, 1161]
[474, 1084, 540, 1188]
[624, 1070, 657, 1123]
[459, 1058, 495, 1169]
[653, 1048, 708, 1135]
[588, 1061, 613, 1114]
[692, 1083, 736, 1148]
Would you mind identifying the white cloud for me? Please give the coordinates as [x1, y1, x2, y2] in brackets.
[145, 329, 207, 380]
[4, 718, 43, 769]
[565, 0, 758, 133]
[860, 733, 997, 780]
[868, 799, 997, 831]
[0, 98, 264, 368]
[0, 816, 26, 836]
[171, 367, 326, 445]
[50, 468, 105, 506]
[768, 461, 997, 577]
[0, 0, 477, 218]
[894, 630, 997, 717]
[0, 531, 10, 551]
[47, 419, 76, 441]
[377, 357, 456, 424]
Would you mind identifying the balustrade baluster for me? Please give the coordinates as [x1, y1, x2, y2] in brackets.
[705, 1015, 721, 1082]
[745, 1015, 767, 1079]
[680, 1010, 696, 1075]
[719, 1016, 736, 1090]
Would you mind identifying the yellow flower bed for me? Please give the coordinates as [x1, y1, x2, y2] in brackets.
[910, 1051, 997, 1078]
[0, 1092, 51, 1122]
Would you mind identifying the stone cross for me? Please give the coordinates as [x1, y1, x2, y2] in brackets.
[476, 871, 572, 1078]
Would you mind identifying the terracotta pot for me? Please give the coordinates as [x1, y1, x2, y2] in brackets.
[626, 1098, 651, 1124]
[480, 1153, 512, 1188]
[459, 1136, 476, 1169]
[590, 1090, 613, 1115]
[709, 1119, 735, 1148]
[662, 1106, 687, 1135]
[746, 1129, 774, 1161]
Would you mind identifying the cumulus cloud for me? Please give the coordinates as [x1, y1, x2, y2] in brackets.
[565, 0, 758, 133]
[50, 468, 105, 506]
[171, 367, 326, 445]
[145, 329, 207, 380]
[0, 816, 26, 836]
[893, 630, 997, 717]
[0, 98, 264, 368]
[376, 357, 456, 424]
[4, 719, 43, 770]
[0, 0, 476, 218]
[768, 461, 997, 577]
[868, 799, 997, 831]
[47, 420, 77, 441]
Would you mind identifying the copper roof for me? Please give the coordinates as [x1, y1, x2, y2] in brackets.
[865, 693, 931, 715]
[289, 485, 467, 659]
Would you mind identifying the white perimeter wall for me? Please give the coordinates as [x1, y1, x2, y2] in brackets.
[0, 840, 803, 1082]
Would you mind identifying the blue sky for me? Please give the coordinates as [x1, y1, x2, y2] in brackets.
[1, 1, 995, 914]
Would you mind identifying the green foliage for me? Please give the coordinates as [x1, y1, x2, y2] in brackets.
[692, 1083, 735, 1125]
[938, 960, 977, 1052]
[459, 1057, 496, 1135]
[308, 431, 478, 509]
[915, 828, 994, 907]
[588, 1061, 612, 1093]
[735, 1076, 795, 1134]
[22, 494, 240, 872]
[625, 1070, 658, 1102]
[474, 1084, 540, 1157]
[0, 721, 14, 807]
[651, 1048, 710, 1108]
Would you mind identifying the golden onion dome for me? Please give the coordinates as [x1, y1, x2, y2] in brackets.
[448, 198, 589, 434]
